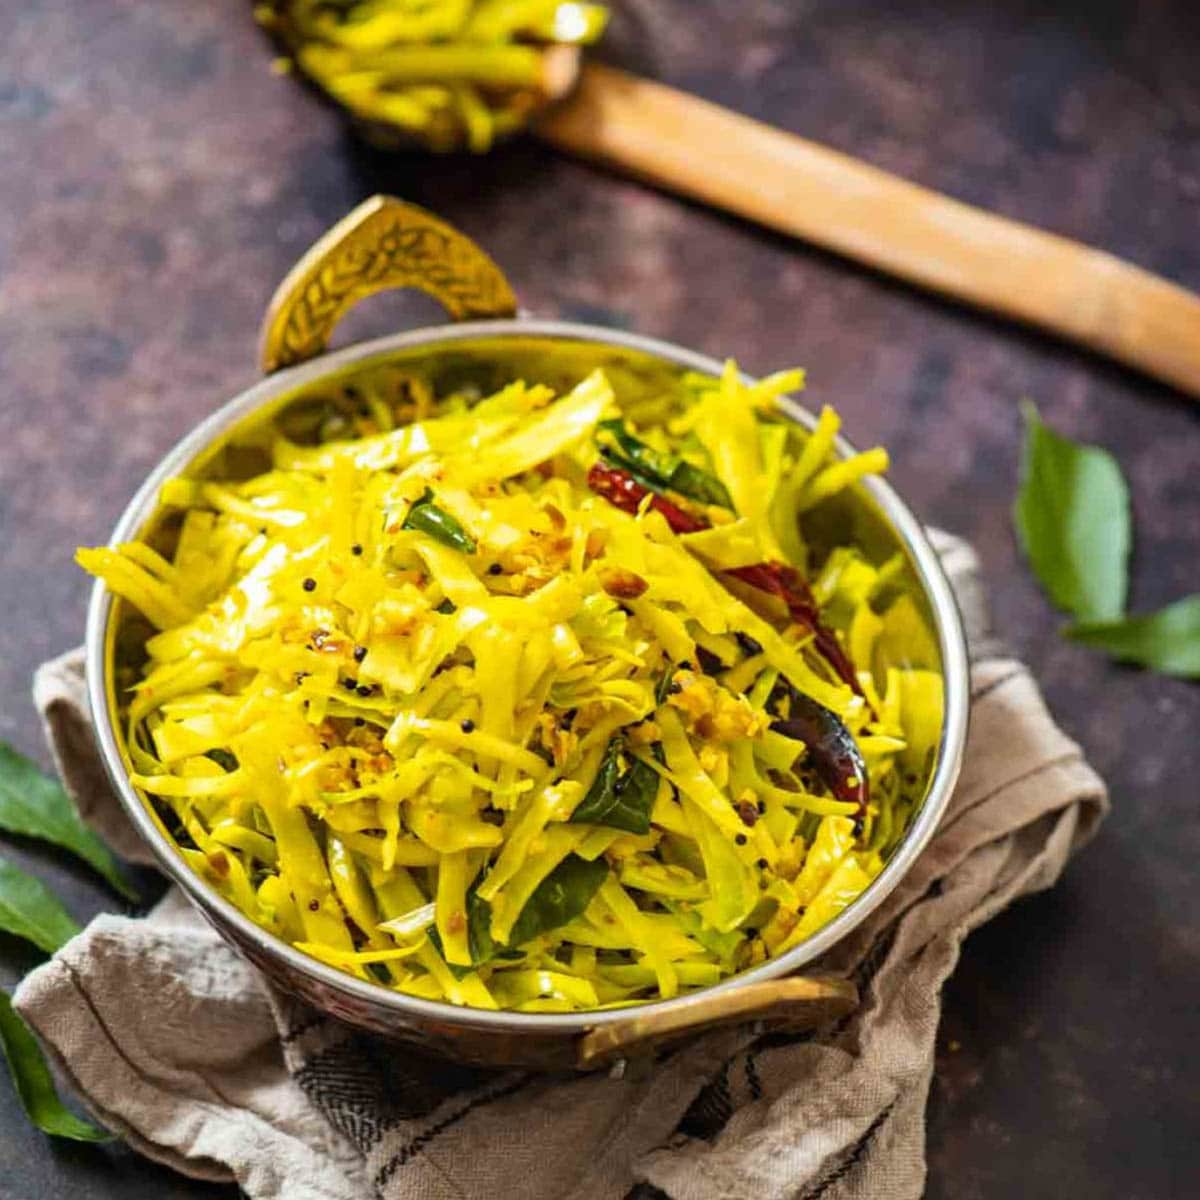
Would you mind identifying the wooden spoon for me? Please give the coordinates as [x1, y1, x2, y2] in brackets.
[534, 54, 1200, 399]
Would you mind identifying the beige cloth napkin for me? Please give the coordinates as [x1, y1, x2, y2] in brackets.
[15, 531, 1107, 1200]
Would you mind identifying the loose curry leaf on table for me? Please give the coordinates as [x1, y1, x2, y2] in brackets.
[0, 743, 137, 902]
[0, 857, 81, 954]
[0, 991, 110, 1142]
[1013, 402, 1129, 622]
[1012, 407, 1198, 679]
[1068, 595, 1200, 679]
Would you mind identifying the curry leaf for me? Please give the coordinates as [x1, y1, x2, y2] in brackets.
[655, 665, 677, 707]
[568, 738, 622, 826]
[437, 856, 608, 972]
[0, 743, 137, 902]
[464, 884, 498, 967]
[568, 737, 657, 834]
[1013, 402, 1129, 622]
[508, 855, 608, 948]
[670, 461, 733, 508]
[597, 420, 732, 508]
[0, 991, 110, 1142]
[431, 877, 500, 976]
[1068, 595, 1200, 678]
[0, 858, 81, 953]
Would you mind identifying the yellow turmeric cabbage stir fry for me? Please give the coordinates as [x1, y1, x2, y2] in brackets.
[258, 1, 610, 152]
[79, 360, 943, 1012]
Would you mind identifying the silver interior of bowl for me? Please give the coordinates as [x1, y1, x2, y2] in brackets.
[86, 318, 970, 1040]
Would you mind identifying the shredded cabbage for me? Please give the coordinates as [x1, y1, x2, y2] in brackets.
[79, 356, 943, 1011]
[259, 1, 611, 154]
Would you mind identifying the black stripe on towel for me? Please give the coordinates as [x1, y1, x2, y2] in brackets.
[801, 1100, 896, 1199]
[676, 1059, 734, 1141]
[373, 1072, 531, 1191]
[295, 1032, 493, 1152]
[745, 1051, 763, 1102]
[970, 667, 1023, 703]
[280, 1013, 327, 1046]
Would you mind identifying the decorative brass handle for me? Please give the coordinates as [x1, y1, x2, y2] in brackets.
[576, 974, 858, 1070]
[258, 195, 518, 372]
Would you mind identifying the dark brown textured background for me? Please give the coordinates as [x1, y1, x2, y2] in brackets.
[1, 1, 1198, 1197]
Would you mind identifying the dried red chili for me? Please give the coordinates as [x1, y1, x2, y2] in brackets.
[770, 689, 870, 832]
[587, 461, 867, 703]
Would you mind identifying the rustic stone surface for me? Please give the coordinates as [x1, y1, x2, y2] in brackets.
[1, 1, 1197, 1197]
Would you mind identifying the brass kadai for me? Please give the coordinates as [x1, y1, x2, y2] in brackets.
[88, 197, 968, 1070]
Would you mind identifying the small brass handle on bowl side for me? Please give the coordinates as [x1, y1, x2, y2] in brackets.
[259, 194, 518, 372]
[576, 974, 858, 1070]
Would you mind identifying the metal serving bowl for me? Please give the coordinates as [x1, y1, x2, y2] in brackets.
[85, 197, 969, 1070]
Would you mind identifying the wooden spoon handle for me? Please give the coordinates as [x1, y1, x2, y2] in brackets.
[537, 64, 1200, 399]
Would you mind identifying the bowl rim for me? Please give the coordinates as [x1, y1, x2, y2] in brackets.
[86, 317, 970, 1037]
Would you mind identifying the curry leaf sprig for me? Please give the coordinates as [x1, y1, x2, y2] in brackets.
[0, 858, 81, 954]
[1068, 595, 1200, 678]
[1013, 401, 1129, 623]
[0, 993, 109, 1142]
[1014, 403, 1198, 678]
[0, 741, 127, 1142]
[0, 743, 137, 901]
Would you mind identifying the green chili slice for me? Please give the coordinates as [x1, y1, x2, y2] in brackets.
[402, 489, 476, 553]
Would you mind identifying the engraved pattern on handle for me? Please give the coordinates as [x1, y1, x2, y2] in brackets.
[576, 975, 858, 1069]
[259, 195, 518, 372]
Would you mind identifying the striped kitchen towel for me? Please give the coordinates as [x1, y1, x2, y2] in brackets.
[15, 532, 1106, 1200]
